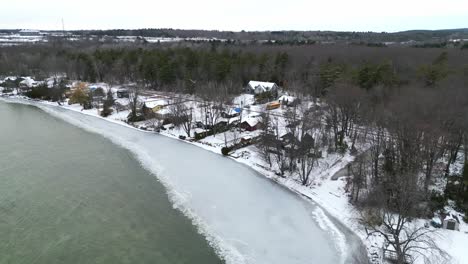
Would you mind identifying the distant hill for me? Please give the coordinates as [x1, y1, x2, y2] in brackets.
[1, 28, 468, 44]
[68, 28, 468, 42]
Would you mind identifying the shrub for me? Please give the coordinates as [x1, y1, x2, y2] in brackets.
[221, 147, 232, 156]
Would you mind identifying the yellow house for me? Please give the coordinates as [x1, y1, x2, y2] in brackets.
[144, 100, 166, 114]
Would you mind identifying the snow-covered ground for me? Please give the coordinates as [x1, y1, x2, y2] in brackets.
[1, 97, 368, 264]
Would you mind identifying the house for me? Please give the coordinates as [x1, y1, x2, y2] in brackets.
[246, 81, 279, 95]
[278, 95, 300, 107]
[143, 99, 166, 113]
[442, 214, 460, 231]
[116, 88, 129, 98]
[221, 108, 241, 118]
[240, 117, 261, 131]
[19, 77, 39, 88]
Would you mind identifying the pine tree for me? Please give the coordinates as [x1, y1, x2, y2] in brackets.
[101, 89, 115, 117]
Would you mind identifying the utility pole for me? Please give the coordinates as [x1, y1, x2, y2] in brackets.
[61, 18, 66, 40]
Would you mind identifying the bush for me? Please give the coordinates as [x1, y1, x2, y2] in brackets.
[195, 129, 214, 140]
[221, 147, 232, 156]
[337, 142, 348, 155]
[428, 191, 446, 212]
[100, 107, 113, 117]
[127, 113, 145, 122]
[69, 86, 91, 106]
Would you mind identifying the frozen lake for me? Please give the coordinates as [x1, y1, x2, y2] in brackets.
[0, 100, 367, 264]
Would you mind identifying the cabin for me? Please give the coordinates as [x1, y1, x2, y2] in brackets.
[240, 118, 261, 131]
[443, 214, 460, 231]
[246, 81, 279, 95]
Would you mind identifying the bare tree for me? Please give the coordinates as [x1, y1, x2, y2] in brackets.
[349, 154, 369, 203]
[361, 179, 450, 264]
[257, 111, 274, 167]
[296, 106, 322, 185]
[170, 99, 193, 138]
[326, 81, 363, 150]
[271, 117, 288, 176]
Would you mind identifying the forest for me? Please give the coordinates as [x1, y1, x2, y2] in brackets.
[1, 40, 468, 263]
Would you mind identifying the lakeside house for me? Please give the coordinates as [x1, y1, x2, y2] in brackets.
[19, 77, 39, 88]
[143, 99, 166, 114]
[240, 117, 261, 131]
[246, 81, 279, 95]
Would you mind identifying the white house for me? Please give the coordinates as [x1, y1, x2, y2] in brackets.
[246, 81, 279, 95]
[19, 77, 39, 88]
[442, 214, 460, 231]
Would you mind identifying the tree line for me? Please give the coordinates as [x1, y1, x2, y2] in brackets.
[1, 41, 468, 263]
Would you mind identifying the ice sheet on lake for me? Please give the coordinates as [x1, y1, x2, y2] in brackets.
[7, 100, 355, 264]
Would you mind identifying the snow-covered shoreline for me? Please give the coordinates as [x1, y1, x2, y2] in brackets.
[3, 96, 467, 264]
[1, 96, 369, 264]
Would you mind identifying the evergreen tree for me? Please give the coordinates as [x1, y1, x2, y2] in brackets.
[101, 89, 115, 117]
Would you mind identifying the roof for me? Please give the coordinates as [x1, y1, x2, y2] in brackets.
[242, 117, 260, 127]
[4, 76, 17, 81]
[278, 95, 296, 102]
[19, 29, 40, 33]
[444, 214, 460, 223]
[226, 108, 241, 115]
[249, 81, 277, 92]
[20, 77, 38, 87]
[144, 99, 166, 109]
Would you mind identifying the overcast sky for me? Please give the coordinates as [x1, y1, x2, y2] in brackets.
[2, 0, 467, 32]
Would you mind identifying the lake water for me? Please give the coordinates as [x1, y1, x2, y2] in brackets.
[0, 102, 222, 264]
[0, 100, 367, 264]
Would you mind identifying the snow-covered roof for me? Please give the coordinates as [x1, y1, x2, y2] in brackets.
[242, 117, 260, 127]
[249, 81, 277, 92]
[20, 77, 38, 87]
[4, 76, 17, 81]
[444, 214, 459, 223]
[226, 108, 241, 115]
[19, 29, 40, 33]
[278, 95, 296, 102]
[144, 99, 166, 109]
